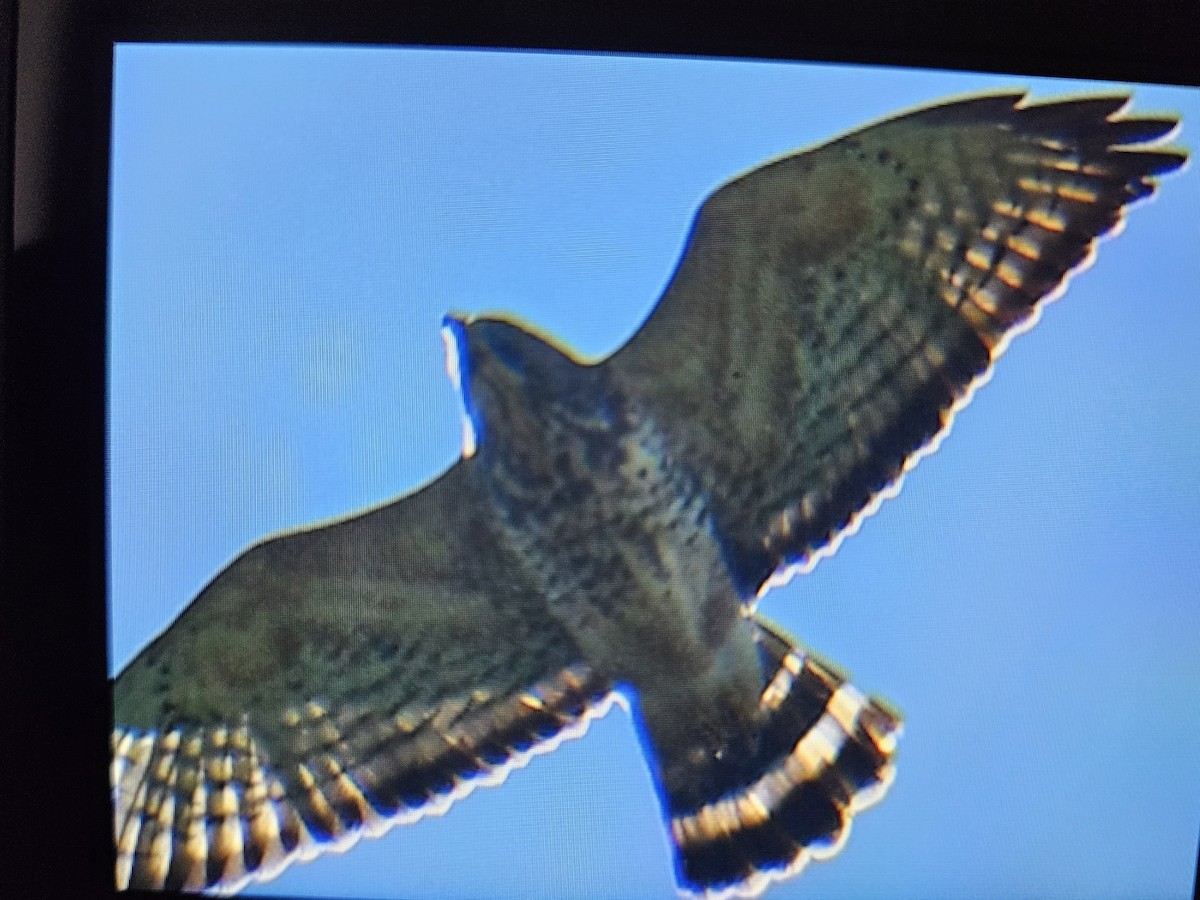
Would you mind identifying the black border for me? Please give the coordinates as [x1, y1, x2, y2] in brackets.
[107, 0, 1200, 87]
[4, 2, 1199, 899]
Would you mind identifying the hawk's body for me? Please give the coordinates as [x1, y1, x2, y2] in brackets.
[111, 92, 1185, 896]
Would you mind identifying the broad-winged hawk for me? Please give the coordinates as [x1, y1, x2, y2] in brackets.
[111, 91, 1186, 897]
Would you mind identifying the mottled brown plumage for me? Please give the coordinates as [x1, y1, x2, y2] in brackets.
[112, 92, 1185, 896]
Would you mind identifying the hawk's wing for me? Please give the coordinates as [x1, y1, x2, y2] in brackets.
[604, 92, 1185, 594]
[111, 460, 612, 893]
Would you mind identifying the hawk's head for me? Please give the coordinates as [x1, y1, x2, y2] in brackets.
[441, 313, 602, 460]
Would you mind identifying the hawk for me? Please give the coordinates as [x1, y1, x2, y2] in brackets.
[111, 91, 1185, 897]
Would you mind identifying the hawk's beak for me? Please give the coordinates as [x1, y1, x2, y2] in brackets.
[441, 314, 468, 391]
[440, 313, 478, 458]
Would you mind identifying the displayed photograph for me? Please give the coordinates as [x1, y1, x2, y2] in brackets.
[108, 45, 1200, 900]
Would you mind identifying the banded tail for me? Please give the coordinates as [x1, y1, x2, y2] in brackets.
[669, 617, 901, 897]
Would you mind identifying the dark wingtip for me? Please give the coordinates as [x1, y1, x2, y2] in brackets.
[1106, 115, 1182, 147]
[1123, 147, 1189, 177]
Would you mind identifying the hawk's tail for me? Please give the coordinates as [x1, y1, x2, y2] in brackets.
[670, 617, 901, 897]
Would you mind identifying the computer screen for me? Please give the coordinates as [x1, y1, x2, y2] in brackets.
[107, 44, 1200, 899]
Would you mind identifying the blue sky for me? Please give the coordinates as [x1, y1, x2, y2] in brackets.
[108, 46, 1200, 900]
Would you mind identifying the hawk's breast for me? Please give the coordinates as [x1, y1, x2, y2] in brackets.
[475, 382, 769, 807]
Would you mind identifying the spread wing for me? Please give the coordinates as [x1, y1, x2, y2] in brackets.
[111, 460, 613, 894]
[604, 92, 1185, 595]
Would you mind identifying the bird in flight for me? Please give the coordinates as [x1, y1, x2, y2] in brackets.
[111, 90, 1185, 897]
